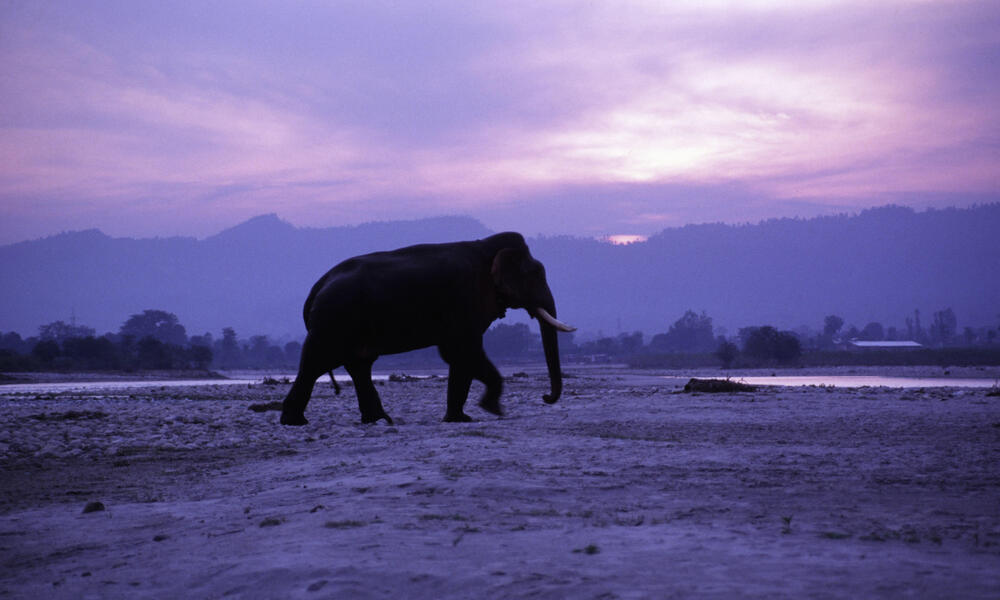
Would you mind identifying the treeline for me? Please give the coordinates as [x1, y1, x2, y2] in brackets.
[0, 309, 302, 372]
[3, 306, 999, 373]
[813, 308, 996, 348]
[480, 315, 804, 367]
[488, 308, 1000, 369]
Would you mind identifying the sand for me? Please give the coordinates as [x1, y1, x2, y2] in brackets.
[1, 367, 998, 599]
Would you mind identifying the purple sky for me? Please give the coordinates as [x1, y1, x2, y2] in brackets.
[1, 1, 998, 244]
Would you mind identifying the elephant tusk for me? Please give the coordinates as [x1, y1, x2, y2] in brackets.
[534, 308, 576, 332]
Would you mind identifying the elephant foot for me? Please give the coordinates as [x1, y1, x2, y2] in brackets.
[280, 412, 308, 426]
[478, 397, 504, 417]
[443, 411, 474, 423]
[361, 412, 393, 425]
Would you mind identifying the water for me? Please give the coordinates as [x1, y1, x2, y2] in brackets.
[3, 372, 996, 397]
[0, 372, 438, 396]
[0, 378, 256, 395]
[693, 375, 998, 389]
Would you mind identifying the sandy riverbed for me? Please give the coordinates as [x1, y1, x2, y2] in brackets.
[1, 368, 999, 599]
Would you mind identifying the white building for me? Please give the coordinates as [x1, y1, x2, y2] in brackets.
[848, 340, 922, 350]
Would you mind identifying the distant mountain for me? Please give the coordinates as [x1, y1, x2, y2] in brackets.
[0, 215, 492, 340]
[529, 204, 1000, 338]
[1, 206, 997, 341]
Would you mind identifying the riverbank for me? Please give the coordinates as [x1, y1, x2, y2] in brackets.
[0, 370, 226, 385]
[2, 369, 998, 598]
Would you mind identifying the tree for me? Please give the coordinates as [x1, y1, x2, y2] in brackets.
[578, 336, 620, 357]
[136, 336, 172, 369]
[189, 332, 214, 348]
[715, 339, 738, 369]
[62, 336, 119, 370]
[773, 332, 802, 363]
[32, 339, 61, 365]
[739, 326, 801, 364]
[930, 308, 957, 346]
[243, 336, 285, 367]
[484, 323, 537, 357]
[120, 309, 187, 346]
[910, 309, 925, 343]
[246, 335, 275, 367]
[188, 345, 213, 370]
[284, 341, 303, 365]
[618, 331, 644, 355]
[38, 320, 95, 342]
[650, 310, 715, 353]
[0, 332, 28, 354]
[215, 327, 242, 368]
[859, 322, 885, 341]
[741, 326, 775, 361]
[823, 315, 844, 338]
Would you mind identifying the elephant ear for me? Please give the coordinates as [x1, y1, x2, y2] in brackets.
[491, 247, 526, 297]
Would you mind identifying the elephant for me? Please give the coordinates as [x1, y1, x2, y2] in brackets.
[280, 232, 574, 425]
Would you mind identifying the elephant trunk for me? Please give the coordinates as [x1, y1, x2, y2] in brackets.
[540, 320, 562, 404]
[533, 289, 569, 404]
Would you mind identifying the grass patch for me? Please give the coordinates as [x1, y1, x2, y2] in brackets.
[419, 513, 469, 522]
[452, 429, 507, 440]
[324, 520, 366, 529]
[30, 410, 107, 421]
[781, 515, 793, 534]
[513, 508, 560, 518]
[683, 378, 756, 393]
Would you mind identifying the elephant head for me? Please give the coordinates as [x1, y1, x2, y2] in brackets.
[490, 244, 575, 404]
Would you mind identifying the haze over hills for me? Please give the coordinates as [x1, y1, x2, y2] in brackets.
[1, 205, 998, 342]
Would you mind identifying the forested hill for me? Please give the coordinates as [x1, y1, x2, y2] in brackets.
[0, 215, 492, 339]
[1, 205, 998, 339]
[529, 204, 999, 337]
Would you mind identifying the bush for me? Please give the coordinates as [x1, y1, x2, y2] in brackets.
[715, 340, 739, 369]
[31, 340, 61, 366]
[740, 326, 801, 364]
[62, 336, 120, 370]
[650, 311, 715, 353]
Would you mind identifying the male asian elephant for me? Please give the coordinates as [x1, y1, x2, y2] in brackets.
[280, 232, 574, 425]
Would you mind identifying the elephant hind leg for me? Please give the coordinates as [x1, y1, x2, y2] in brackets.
[344, 360, 393, 425]
[473, 356, 503, 416]
[281, 333, 339, 426]
[281, 374, 319, 426]
[443, 368, 474, 422]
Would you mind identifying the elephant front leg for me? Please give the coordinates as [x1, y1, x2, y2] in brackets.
[440, 343, 503, 421]
[443, 367, 474, 422]
[344, 360, 393, 425]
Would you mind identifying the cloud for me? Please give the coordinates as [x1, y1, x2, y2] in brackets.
[0, 0, 998, 243]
